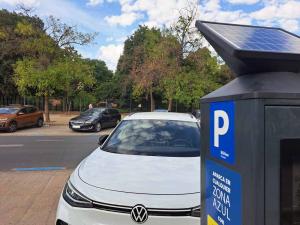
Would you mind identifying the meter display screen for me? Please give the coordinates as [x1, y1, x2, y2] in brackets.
[281, 139, 300, 225]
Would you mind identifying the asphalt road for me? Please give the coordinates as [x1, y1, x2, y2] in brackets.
[0, 135, 99, 171]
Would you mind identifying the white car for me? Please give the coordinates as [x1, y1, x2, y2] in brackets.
[56, 112, 201, 225]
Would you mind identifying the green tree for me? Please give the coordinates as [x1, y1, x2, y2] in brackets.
[0, 9, 44, 96]
[14, 57, 64, 121]
[117, 25, 153, 76]
[131, 27, 163, 111]
[12, 11, 95, 121]
[155, 32, 181, 111]
[174, 47, 221, 108]
[85, 59, 113, 83]
[170, 1, 202, 64]
[54, 56, 96, 113]
[117, 26, 162, 111]
[217, 64, 235, 85]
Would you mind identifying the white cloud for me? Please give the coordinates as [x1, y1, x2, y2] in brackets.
[203, 0, 221, 11]
[107, 0, 199, 28]
[250, 5, 277, 20]
[105, 12, 143, 26]
[0, 0, 39, 7]
[86, 0, 104, 6]
[250, 1, 300, 32]
[0, 0, 108, 32]
[98, 44, 124, 71]
[227, 0, 260, 5]
[39, 0, 107, 32]
[278, 19, 299, 33]
[200, 0, 252, 24]
[251, 1, 300, 20]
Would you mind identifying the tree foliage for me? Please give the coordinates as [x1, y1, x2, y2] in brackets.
[0, 9, 44, 96]
[116, 4, 234, 111]
[8, 9, 96, 121]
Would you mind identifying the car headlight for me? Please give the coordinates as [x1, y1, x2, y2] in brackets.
[63, 181, 93, 208]
[191, 206, 201, 217]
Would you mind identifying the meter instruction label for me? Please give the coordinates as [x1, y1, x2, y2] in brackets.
[206, 160, 241, 225]
[210, 101, 235, 164]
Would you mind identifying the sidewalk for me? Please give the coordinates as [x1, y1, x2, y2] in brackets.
[0, 170, 71, 225]
[44, 113, 79, 126]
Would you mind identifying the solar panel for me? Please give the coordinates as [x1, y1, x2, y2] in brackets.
[203, 22, 300, 54]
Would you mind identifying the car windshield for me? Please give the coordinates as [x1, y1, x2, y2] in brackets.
[81, 108, 104, 116]
[103, 120, 200, 157]
[0, 108, 18, 114]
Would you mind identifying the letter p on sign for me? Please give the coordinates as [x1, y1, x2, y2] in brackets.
[214, 110, 229, 148]
[210, 101, 235, 164]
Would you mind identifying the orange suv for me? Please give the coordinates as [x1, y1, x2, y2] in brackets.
[0, 105, 44, 132]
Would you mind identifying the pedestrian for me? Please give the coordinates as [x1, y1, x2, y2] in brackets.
[88, 103, 93, 109]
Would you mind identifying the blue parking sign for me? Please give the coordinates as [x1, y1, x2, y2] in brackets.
[210, 101, 235, 164]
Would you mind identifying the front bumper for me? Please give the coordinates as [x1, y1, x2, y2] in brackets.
[56, 196, 200, 225]
[69, 123, 94, 131]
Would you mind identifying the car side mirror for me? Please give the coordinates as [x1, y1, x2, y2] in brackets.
[98, 135, 109, 146]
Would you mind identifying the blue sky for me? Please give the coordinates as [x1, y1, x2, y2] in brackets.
[0, 0, 299, 71]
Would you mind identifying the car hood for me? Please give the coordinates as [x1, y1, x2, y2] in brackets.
[78, 148, 200, 195]
[71, 115, 96, 122]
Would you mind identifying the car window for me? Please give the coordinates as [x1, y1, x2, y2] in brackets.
[103, 120, 200, 157]
[27, 107, 37, 113]
[81, 108, 104, 116]
[19, 108, 27, 114]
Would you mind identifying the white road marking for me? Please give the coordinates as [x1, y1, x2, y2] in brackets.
[0, 144, 24, 148]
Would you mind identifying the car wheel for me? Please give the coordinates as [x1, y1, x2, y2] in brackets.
[36, 118, 44, 127]
[95, 122, 101, 132]
[8, 121, 17, 133]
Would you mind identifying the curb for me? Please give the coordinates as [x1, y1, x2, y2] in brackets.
[44, 123, 68, 127]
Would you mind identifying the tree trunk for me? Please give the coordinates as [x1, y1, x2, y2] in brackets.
[168, 98, 173, 112]
[68, 101, 72, 113]
[150, 88, 155, 112]
[44, 95, 50, 122]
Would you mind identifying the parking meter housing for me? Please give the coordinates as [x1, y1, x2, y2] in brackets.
[197, 21, 300, 225]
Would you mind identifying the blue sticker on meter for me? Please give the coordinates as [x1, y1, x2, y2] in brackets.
[206, 160, 242, 225]
[210, 101, 235, 164]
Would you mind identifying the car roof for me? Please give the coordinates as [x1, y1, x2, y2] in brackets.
[124, 112, 197, 122]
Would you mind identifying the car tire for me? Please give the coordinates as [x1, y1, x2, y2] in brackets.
[36, 118, 44, 127]
[8, 121, 17, 133]
[94, 122, 101, 132]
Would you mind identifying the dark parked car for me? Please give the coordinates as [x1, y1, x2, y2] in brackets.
[0, 105, 44, 132]
[192, 110, 201, 122]
[69, 108, 121, 132]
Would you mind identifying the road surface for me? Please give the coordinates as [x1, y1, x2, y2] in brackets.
[0, 135, 99, 171]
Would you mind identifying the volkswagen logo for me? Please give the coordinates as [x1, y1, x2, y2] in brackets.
[131, 205, 148, 224]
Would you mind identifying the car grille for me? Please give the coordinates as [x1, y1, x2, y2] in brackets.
[92, 201, 195, 217]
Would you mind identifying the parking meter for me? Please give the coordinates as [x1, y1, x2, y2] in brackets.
[196, 21, 300, 225]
